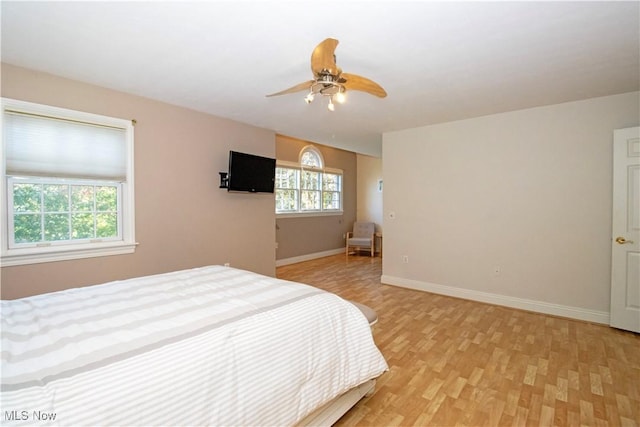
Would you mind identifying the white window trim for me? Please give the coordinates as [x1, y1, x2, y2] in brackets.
[276, 211, 344, 219]
[275, 160, 344, 217]
[1, 98, 136, 266]
[277, 160, 342, 176]
[1, 241, 139, 266]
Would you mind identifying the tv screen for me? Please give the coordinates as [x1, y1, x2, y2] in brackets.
[227, 151, 276, 193]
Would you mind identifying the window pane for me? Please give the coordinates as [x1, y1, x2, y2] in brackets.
[276, 189, 298, 212]
[72, 186, 94, 211]
[301, 190, 320, 210]
[96, 186, 117, 211]
[323, 191, 341, 210]
[323, 173, 341, 191]
[275, 168, 297, 189]
[13, 183, 41, 212]
[14, 214, 41, 243]
[301, 171, 320, 190]
[300, 151, 321, 168]
[96, 213, 118, 238]
[44, 213, 69, 241]
[44, 184, 69, 212]
[72, 213, 94, 239]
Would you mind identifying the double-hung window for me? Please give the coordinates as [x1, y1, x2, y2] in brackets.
[275, 145, 343, 216]
[1, 98, 136, 266]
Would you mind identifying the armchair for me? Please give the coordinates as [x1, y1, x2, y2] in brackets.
[346, 222, 376, 257]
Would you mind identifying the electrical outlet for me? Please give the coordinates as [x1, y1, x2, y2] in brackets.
[402, 255, 409, 263]
[224, 262, 230, 267]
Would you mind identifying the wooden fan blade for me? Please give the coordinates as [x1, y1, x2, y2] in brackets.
[311, 38, 339, 77]
[341, 73, 387, 98]
[266, 80, 314, 97]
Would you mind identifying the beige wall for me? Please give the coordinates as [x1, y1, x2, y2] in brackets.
[356, 154, 383, 254]
[356, 154, 383, 232]
[1, 64, 276, 299]
[382, 92, 639, 319]
[275, 134, 356, 260]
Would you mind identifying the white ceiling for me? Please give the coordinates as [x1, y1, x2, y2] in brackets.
[2, 1, 638, 156]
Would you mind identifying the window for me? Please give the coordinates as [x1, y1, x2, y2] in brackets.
[1, 98, 136, 266]
[322, 173, 342, 210]
[275, 146, 343, 216]
[300, 169, 321, 211]
[275, 167, 298, 212]
[300, 148, 322, 168]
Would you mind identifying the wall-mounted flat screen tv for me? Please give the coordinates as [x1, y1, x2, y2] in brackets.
[227, 150, 276, 193]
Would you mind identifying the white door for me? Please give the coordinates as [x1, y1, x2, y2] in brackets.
[610, 126, 640, 332]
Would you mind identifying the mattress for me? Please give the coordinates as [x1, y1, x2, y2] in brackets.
[1, 265, 388, 426]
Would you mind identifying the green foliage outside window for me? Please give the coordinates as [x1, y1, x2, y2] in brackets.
[275, 166, 342, 214]
[12, 181, 118, 245]
[322, 173, 341, 210]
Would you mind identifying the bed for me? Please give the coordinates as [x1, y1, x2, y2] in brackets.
[1, 265, 388, 426]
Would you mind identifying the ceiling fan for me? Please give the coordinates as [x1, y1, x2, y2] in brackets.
[266, 38, 387, 111]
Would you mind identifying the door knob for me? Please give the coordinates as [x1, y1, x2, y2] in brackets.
[615, 237, 634, 244]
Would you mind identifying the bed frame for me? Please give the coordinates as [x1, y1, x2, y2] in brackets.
[298, 379, 376, 426]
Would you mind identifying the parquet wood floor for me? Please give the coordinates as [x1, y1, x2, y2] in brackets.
[277, 254, 640, 426]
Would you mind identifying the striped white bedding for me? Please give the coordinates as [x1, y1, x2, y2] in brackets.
[1, 265, 388, 426]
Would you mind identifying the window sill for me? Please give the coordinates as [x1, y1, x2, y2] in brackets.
[1, 242, 138, 267]
[276, 211, 344, 219]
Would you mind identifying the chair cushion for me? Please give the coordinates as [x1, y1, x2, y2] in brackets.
[353, 222, 375, 238]
[347, 237, 372, 247]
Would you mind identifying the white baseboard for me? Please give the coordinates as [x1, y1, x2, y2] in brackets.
[276, 248, 345, 267]
[380, 275, 610, 325]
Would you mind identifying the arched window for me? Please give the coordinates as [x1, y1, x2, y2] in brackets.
[299, 145, 324, 169]
[275, 145, 342, 215]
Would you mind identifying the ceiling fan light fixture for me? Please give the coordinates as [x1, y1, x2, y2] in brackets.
[327, 98, 335, 112]
[266, 38, 387, 107]
[304, 92, 315, 104]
